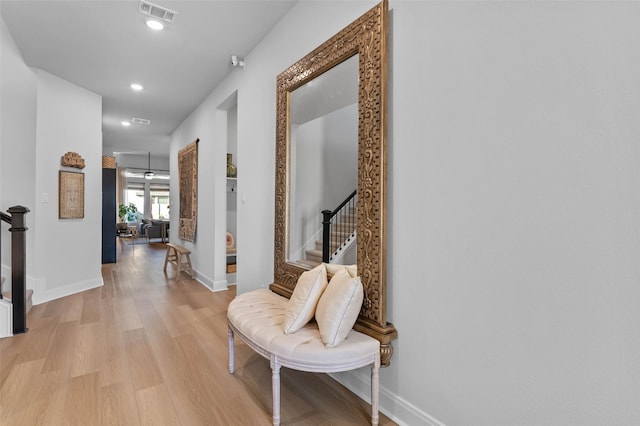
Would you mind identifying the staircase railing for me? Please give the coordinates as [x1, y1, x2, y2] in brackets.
[0, 205, 30, 335]
[321, 190, 357, 263]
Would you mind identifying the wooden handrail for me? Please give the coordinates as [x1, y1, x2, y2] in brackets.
[0, 211, 10, 224]
[326, 190, 357, 218]
[321, 190, 357, 263]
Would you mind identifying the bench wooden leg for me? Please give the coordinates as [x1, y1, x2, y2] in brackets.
[185, 254, 194, 278]
[176, 253, 183, 277]
[163, 246, 172, 272]
[270, 356, 281, 426]
[371, 357, 380, 426]
[228, 326, 235, 374]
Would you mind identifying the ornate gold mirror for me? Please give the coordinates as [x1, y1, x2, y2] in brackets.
[271, 0, 397, 365]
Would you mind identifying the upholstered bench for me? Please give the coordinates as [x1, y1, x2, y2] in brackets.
[227, 265, 380, 426]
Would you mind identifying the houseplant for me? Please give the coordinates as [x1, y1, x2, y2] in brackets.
[118, 203, 139, 223]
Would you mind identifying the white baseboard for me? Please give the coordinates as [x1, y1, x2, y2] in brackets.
[329, 369, 446, 426]
[0, 299, 11, 338]
[192, 268, 228, 292]
[210, 280, 229, 292]
[2, 263, 38, 297]
[1, 264, 9, 291]
[32, 276, 103, 305]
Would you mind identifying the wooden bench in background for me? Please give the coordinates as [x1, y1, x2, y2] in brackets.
[163, 243, 194, 279]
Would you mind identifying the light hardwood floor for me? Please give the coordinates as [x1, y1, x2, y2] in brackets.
[0, 239, 395, 425]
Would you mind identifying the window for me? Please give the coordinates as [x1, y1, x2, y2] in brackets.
[124, 180, 170, 220]
[126, 183, 145, 217]
[150, 184, 170, 219]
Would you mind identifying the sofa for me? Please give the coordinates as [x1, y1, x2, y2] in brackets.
[138, 219, 169, 242]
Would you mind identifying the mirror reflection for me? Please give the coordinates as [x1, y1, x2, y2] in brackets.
[287, 54, 359, 268]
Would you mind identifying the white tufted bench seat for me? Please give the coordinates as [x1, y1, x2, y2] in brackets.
[227, 288, 380, 426]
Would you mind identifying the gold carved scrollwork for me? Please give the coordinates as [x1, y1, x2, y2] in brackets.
[271, 1, 397, 365]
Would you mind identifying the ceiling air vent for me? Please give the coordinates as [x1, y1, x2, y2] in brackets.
[138, 1, 177, 23]
[131, 118, 151, 125]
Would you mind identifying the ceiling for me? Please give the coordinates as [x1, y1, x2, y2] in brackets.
[1, 0, 297, 158]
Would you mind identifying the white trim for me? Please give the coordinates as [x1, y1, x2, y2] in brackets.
[329, 369, 446, 426]
[291, 229, 321, 264]
[192, 268, 228, 292]
[2, 263, 38, 298]
[329, 231, 357, 265]
[0, 299, 12, 338]
[211, 280, 229, 292]
[1, 264, 9, 291]
[32, 276, 103, 305]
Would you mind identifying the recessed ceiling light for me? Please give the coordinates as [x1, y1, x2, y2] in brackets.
[121, 121, 131, 127]
[130, 83, 143, 91]
[146, 19, 164, 31]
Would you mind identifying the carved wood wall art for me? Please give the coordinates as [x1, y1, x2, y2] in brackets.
[270, 0, 397, 366]
[61, 152, 86, 169]
[178, 139, 199, 242]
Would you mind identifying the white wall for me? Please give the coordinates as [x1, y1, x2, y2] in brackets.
[323, 103, 358, 207]
[382, 1, 640, 425]
[226, 103, 238, 249]
[31, 69, 103, 303]
[290, 118, 325, 260]
[170, 89, 228, 291]
[174, 1, 640, 425]
[0, 16, 37, 280]
[2, 17, 103, 304]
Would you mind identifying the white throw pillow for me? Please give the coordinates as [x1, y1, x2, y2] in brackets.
[316, 267, 364, 348]
[324, 263, 357, 278]
[282, 264, 328, 334]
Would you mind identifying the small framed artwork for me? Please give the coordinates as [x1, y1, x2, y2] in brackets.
[59, 170, 84, 219]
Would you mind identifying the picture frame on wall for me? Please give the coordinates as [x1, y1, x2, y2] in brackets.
[59, 170, 84, 219]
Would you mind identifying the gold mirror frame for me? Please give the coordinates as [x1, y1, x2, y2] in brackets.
[270, 0, 397, 366]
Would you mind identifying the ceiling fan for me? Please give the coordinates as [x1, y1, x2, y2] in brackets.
[122, 152, 169, 180]
[144, 152, 155, 179]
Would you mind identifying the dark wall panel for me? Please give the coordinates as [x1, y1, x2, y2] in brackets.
[102, 168, 116, 264]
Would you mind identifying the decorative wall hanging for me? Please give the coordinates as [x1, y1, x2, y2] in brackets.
[61, 152, 86, 169]
[59, 171, 84, 219]
[102, 155, 116, 169]
[178, 139, 199, 241]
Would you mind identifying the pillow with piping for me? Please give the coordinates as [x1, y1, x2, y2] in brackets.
[315, 267, 363, 348]
[282, 264, 328, 334]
